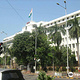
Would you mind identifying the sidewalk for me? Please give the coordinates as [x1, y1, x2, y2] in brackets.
[46, 71, 80, 79]
[22, 70, 80, 79]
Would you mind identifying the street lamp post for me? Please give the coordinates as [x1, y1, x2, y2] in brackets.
[57, 1, 69, 74]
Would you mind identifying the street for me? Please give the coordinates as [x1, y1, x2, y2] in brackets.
[23, 74, 37, 80]
[23, 74, 80, 80]
[54, 77, 80, 80]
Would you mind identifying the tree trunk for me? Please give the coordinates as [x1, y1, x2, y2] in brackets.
[76, 38, 80, 67]
[10, 58, 13, 69]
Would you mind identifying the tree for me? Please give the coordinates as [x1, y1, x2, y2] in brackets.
[53, 46, 77, 68]
[12, 31, 35, 66]
[33, 23, 47, 35]
[2, 42, 10, 68]
[32, 24, 53, 71]
[0, 57, 3, 65]
[37, 71, 54, 80]
[37, 33, 53, 71]
[6, 47, 14, 68]
[48, 23, 65, 47]
[68, 16, 80, 66]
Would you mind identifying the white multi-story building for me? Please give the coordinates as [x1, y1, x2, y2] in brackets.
[3, 10, 80, 61]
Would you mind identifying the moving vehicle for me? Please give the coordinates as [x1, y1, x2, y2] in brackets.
[0, 69, 25, 80]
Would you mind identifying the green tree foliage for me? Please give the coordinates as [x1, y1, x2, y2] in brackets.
[6, 47, 14, 59]
[33, 24, 53, 71]
[68, 16, 80, 66]
[0, 57, 3, 65]
[37, 33, 53, 70]
[11, 24, 53, 70]
[53, 46, 77, 67]
[48, 23, 65, 46]
[6, 47, 14, 68]
[10, 23, 77, 71]
[12, 31, 35, 65]
[0, 56, 10, 65]
[37, 71, 54, 80]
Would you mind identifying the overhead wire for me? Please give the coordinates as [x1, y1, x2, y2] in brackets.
[6, 0, 26, 23]
[0, 6, 27, 11]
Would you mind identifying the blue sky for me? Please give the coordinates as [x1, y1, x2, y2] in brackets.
[0, 0, 80, 42]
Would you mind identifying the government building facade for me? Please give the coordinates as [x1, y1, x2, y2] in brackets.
[3, 10, 80, 61]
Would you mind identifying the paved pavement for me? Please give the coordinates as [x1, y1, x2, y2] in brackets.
[23, 74, 37, 80]
[54, 77, 80, 80]
[54, 76, 80, 80]
[23, 74, 80, 80]
[22, 71, 80, 80]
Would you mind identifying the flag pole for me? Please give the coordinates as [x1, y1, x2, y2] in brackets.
[31, 8, 33, 21]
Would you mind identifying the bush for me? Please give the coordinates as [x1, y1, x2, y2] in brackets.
[55, 66, 59, 72]
[47, 75, 54, 80]
[70, 67, 76, 72]
[62, 67, 66, 71]
[37, 71, 54, 80]
[48, 67, 53, 71]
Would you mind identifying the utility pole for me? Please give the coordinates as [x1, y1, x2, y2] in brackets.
[57, 0, 69, 74]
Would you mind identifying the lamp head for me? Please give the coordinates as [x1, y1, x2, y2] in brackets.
[64, 1, 66, 3]
[57, 3, 59, 5]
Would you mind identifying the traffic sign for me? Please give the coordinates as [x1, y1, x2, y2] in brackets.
[68, 72, 73, 77]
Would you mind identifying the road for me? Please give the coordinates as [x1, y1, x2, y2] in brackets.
[23, 74, 80, 80]
[23, 74, 37, 80]
[54, 77, 80, 80]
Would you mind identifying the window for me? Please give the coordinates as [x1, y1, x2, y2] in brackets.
[54, 22, 56, 24]
[62, 19, 64, 21]
[51, 23, 53, 25]
[62, 38, 64, 42]
[72, 44, 75, 48]
[76, 14, 79, 16]
[69, 24, 71, 26]
[67, 17, 69, 20]
[72, 51, 75, 55]
[47, 24, 49, 26]
[58, 20, 60, 22]
[71, 16, 74, 18]
[63, 24, 65, 27]
[69, 44, 71, 48]
[2, 70, 24, 80]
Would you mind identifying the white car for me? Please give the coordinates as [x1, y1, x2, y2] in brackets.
[0, 69, 25, 80]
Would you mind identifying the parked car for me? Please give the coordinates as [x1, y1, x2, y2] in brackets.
[0, 69, 25, 80]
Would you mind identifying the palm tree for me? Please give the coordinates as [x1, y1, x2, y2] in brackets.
[68, 16, 80, 66]
[48, 23, 66, 47]
[7, 47, 14, 68]
[3, 43, 14, 68]
[32, 23, 47, 71]
[33, 23, 47, 34]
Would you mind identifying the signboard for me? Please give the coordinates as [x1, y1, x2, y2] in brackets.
[66, 66, 69, 69]
[68, 72, 73, 77]
[78, 67, 80, 72]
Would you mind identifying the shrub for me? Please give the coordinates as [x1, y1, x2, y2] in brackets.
[47, 75, 54, 80]
[62, 67, 66, 71]
[37, 71, 54, 80]
[48, 67, 53, 71]
[70, 67, 76, 72]
[55, 66, 59, 72]
[37, 71, 46, 80]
